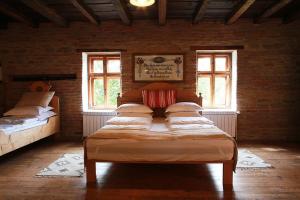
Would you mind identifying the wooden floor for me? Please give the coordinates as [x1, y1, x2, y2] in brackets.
[0, 140, 299, 200]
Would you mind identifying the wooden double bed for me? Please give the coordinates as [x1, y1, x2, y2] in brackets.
[0, 82, 60, 156]
[84, 82, 237, 188]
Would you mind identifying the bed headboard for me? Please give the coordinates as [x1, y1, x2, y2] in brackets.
[29, 81, 60, 114]
[117, 82, 202, 107]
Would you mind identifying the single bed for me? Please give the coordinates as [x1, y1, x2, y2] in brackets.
[0, 82, 60, 156]
[84, 82, 237, 188]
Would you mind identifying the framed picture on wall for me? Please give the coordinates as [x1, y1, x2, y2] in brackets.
[133, 54, 184, 82]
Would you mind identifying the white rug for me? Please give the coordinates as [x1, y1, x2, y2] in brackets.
[36, 154, 84, 177]
[36, 149, 272, 177]
[237, 149, 272, 168]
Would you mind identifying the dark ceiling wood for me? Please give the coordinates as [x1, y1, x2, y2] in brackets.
[0, 0, 298, 27]
[282, 9, 300, 23]
[0, 1, 36, 27]
[193, 0, 210, 24]
[21, 0, 68, 27]
[158, 0, 167, 25]
[69, 0, 99, 25]
[226, 0, 256, 24]
[255, 0, 293, 23]
[0, 21, 7, 29]
[112, 0, 131, 25]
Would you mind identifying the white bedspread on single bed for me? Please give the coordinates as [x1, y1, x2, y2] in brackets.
[0, 117, 48, 145]
[0, 116, 38, 125]
[86, 117, 236, 162]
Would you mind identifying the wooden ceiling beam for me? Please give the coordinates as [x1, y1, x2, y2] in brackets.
[21, 0, 67, 27]
[193, 0, 209, 24]
[158, 0, 167, 25]
[282, 9, 300, 24]
[0, 21, 8, 29]
[0, 2, 37, 27]
[69, 0, 99, 25]
[226, 0, 256, 24]
[112, 0, 131, 25]
[255, 0, 293, 23]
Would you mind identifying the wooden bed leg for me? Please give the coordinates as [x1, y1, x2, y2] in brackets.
[223, 162, 233, 189]
[86, 159, 96, 186]
[83, 140, 87, 168]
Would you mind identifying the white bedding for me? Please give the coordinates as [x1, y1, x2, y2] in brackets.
[0, 119, 48, 135]
[105, 117, 152, 126]
[167, 116, 214, 125]
[87, 117, 236, 163]
[0, 116, 38, 125]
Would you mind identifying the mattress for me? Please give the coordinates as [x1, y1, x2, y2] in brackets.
[86, 118, 236, 162]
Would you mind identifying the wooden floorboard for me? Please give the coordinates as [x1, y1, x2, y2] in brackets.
[0, 140, 299, 200]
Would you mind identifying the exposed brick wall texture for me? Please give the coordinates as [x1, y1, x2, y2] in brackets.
[0, 19, 299, 141]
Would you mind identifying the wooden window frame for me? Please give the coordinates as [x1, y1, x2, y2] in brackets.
[88, 55, 121, 109]
[197, 53, 232, 108]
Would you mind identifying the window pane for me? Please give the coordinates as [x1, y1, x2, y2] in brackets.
[107, 78, 121, 107]
[107, 59, 121, 73]
[215, 77, 226, 107]
[215, 57, 227, 71]
[93, 60, 103, 73]
[197, 77, 211, 107]
[93, 79, 104, 106]
[197, 57, 211, 71]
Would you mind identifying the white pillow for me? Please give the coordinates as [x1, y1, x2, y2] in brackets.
[166, 111, 201, 118]
[166, 102, 202, 113]
[4, 106, 54, 116]
[16, 91, 55, 107]
[117, 113, 153, 119]
[116, 103, 153, 113]
[37, 111, 56, 121]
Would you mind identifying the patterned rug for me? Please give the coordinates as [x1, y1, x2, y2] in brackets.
[36, 149, 272, 177]
[237, 149, 272, 169]
[36, 154, 84, 177]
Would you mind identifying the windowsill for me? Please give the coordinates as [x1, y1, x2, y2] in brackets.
[82, 109, 117, 115]
[202, 109, 239, 114]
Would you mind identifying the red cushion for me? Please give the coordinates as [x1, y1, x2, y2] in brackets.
[142, 89, 176, 108]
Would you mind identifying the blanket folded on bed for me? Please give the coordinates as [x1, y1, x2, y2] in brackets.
[168, 116, 214, 125]
[0, 116, 38, 125]
[105, 117, 152, 126]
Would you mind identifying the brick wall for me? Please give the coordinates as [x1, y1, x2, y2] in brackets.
[0, 19, 299, 141]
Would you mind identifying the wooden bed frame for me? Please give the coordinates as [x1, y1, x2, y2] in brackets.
[84, 82, 234, 188]
[0, 81, 60, 156]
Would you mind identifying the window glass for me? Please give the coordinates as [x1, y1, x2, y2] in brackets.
[107, 59, 121, 73]
[214, 77, 226, 106]
[215, 57, 227, 71]
[107, 78, 121, 107]
[197, 77, 211, 107]
[93, 78, 104, 106]
[197, 57, 211, 71]
[93, 60, 103, 73]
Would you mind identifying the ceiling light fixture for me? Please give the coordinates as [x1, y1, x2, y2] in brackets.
[130, 0, 155, 7]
